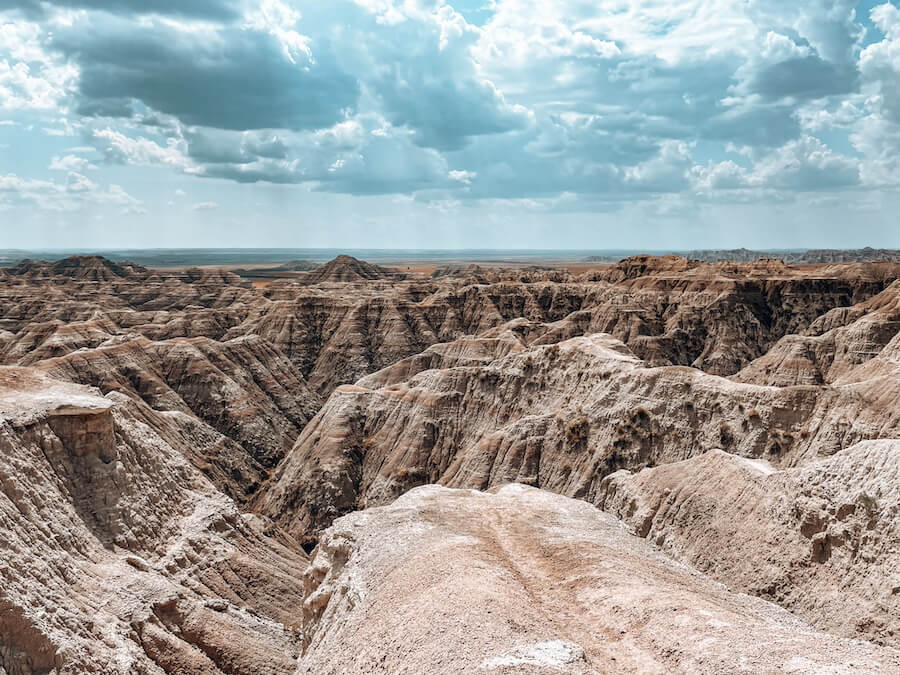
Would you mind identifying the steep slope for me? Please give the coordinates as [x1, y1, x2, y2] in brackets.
[300, 484, 900, 673]
[3, 255, 897, 397]
[2, 253, 900, 671]
[600, 442, 900, 646]
[252, 331, 827, 544]
[578, 256, 900, 374]
[735, 280, 900, 386]
[35, 335, 322, 501]
[7, 256, 148, 282]
[0, 367, 307, 673]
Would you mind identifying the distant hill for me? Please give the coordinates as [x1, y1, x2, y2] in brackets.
[7, 256, 148, 281]
[300, 255, 405, 284]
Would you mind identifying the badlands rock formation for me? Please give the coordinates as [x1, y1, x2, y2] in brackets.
[1, 253, 900, 672]
[0, 367, 308, 672]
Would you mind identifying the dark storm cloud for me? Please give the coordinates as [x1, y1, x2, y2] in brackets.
[747, 56, 859, 101]
[51, 17, 359, 132]
[704, 105, 802, 148]
[0, 0, 240, 19]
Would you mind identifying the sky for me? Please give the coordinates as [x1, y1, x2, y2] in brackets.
[1, 0, 900, 249]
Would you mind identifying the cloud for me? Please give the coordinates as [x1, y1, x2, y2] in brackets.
[192, 201, 218, 210]
[0, 171, 142, 211]
[860, 3, 900, 123]
[50, 13, 359, 132]
[49, 154, 97, 172]
[693, 136, 860, 193]
[625, 141, 694, 193]
[0, 0, 890, 207]
[0, 0, 240, 20]
[347, 3, 528, 150]
[88, 128, 188, 168]
[0, 20, 76, 110]
[751, 136, 860, 190]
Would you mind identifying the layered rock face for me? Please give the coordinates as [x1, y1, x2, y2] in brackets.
[0, 368, 308, 673]
[734, 280, 900, 386]
[254, 272, 900, 648]
[298, 255, 403, 284]
[253, 328, 898, 540]
[3, 253, 900, 672]
[4, 254, 895, 396]
[37, 335, 322, 501]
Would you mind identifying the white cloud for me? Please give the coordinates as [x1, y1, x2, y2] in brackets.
[89, 128, 189, 168]
[693, 136, 859, 193]
[0, 171, 142, 212]
[49, 154, 97, 172]
[0, 20, 77, 111]
[625, 141, 693, 192]
[449, 169, 476, 184]
[192, 200, 219, 210]
[0, 0, 893, 221]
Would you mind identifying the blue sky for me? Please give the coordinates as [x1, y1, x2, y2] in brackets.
[1, 0, 900, 249]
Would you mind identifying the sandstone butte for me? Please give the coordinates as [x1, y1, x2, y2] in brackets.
[0, 254, 899, 673]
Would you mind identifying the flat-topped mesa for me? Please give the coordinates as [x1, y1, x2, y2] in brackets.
[588, 254, 703, 282]
[176, 266, 252, 287]
[300, 255, 405, 284]
[686, 248, 900, 263]
[0, 367, 114, 427]
[46, 405, 116, 463]
[0, 366, 119, 488]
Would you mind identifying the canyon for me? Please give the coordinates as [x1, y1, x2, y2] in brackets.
[1, 254, 899, 673]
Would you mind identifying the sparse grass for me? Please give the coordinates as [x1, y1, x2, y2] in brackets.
[565, 417, 590, 449]
[858, 492, 878, 514]
[719, 423, 734, 448]
[394, 466, 427, 483]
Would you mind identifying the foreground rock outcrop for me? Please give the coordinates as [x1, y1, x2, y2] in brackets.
[300, 484, 900, 673]
[0, 368, 307, 672]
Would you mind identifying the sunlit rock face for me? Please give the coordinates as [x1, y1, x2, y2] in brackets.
[298, 484, 900, 673]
